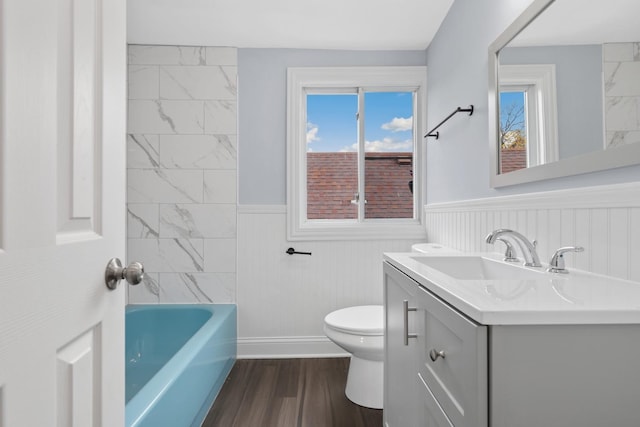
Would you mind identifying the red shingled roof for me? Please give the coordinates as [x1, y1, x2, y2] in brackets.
[500, 147, 526, 174]
[307, 152, 413, 220]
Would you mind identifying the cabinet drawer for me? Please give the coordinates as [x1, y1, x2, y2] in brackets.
[418, 372, 454, 427]
[416, 286, 487, 427]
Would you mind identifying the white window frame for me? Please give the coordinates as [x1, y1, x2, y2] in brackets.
[499, 64, 559, 167]
[286, 66, 427, 241]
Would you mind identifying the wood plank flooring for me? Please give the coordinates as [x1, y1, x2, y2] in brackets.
[202, 358, 383, 427]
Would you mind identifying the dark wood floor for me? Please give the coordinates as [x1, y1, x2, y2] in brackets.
[202, 358, 383, 427]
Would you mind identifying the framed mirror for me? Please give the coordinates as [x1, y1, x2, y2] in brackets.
[488, 0, 640, 187]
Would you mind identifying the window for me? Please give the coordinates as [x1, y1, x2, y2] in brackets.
[498, 64, 558, 174]
[287, 67, 427, 240]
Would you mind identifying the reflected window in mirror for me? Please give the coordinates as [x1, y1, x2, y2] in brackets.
[498, 63, 558, 173]
[499, 90, 527, 173]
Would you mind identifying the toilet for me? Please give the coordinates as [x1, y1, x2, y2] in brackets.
[323, 244, 458, 409]
[324, 305, 384, 409]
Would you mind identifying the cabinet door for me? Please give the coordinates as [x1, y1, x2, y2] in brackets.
[416, 286, 488, 427]
[384, 263, 420, 427]
[419, 373, 454, 427]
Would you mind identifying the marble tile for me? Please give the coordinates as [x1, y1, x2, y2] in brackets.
[128, 204, 159, 238]
[604, 62, 618, 94]
[127, 273, 160, 304]
[606, 97, 639, 131]
[128, 238, 204, 273]
[128, 45, 205, 65]
[159, 204, 236, 238]
[128, 100, 204, 134]
[604, 62, 640, 97]
[126, 44, 238, 304]
[127, 169, 203, 203]
[195, 273, 236, 302]
[158, 272, 236, 303]
[204, 170, 237, 203]
[603, 43, 634, 62]
[205, 47, 237, 66]
[204, 238, 236, 272]
[204, 100, 237, 134]
[160, 66, 237, 100]
[159, 134, 236, 169]
[606, 130, 640, 148]
[127, 134, 160, 168]
[128, 65, 159, 99]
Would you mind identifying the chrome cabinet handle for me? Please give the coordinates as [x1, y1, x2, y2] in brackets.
[105, 258, 145, 290]
[429, 349, 446, 362]
[403, 300, 417, 345]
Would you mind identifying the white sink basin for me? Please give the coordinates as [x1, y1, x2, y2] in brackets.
[385, 251, 640, 325]
[410, 255, 546, 280]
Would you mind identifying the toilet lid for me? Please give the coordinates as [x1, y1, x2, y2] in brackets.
[324, 305, 384, 336]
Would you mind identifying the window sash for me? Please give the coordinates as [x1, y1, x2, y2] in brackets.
[304, 88, 417, 222]
[287, 66, 427, 241]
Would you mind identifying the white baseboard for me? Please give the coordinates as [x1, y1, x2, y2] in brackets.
[237, 336, 349, 359]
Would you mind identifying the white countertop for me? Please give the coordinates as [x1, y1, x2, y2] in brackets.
[384, 252, 640, 325]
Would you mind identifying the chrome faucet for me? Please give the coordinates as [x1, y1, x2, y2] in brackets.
[485, 229, 542, 267]
[547, 246, 584, 273]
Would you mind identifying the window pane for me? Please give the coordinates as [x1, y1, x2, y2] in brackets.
[499, 91, 527, 173]
[363, 91, 414, 219]
[306, 93, 358, 220]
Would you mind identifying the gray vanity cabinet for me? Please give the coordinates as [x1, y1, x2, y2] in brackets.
[384, 260, 640, 427]
[384, 263, 487, 427]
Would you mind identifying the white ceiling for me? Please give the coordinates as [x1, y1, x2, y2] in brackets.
[127, 0, 455, 50]
[513, 0, 640, 46]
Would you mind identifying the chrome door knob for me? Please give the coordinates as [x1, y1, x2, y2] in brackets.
[429, 349, 446, 362]
[105, 258, 144, 290]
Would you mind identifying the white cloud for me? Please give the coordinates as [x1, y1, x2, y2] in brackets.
[381, 116, 413, 132]
[306, 122, 320, 144]
[339, 144, 356, 152]
[339, 138, 412, 153]
[365, 138, 412, 152]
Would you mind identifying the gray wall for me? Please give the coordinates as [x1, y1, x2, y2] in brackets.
[425, 0, 640, 203]
[500, 44, 603, 160]
[238, 48, 427, 205]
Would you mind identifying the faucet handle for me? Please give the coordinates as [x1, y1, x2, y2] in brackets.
[495, 236, 519, 262]
[547, 246, 584, 273]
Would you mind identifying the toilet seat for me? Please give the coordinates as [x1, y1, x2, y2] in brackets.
[324, 305, 383, 336]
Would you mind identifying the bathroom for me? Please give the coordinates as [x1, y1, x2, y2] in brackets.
[1, 0, 640, 425]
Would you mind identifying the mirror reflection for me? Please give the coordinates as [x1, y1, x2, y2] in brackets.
[496, 0, 640, 175]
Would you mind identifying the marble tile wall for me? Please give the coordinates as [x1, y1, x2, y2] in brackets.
[126, 45, 237, 304]
[604, 42, 640, 148]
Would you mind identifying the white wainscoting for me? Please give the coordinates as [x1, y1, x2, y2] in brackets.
[424, 182, 640, 282]
[237, 182, 640, 357]
[237, 205, 420, 358]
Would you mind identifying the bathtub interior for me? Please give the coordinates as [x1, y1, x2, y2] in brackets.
[125, 304, 236, 427]
[125, 307, 213, 402]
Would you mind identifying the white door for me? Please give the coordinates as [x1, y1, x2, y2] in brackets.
[0, 0, 127, 425]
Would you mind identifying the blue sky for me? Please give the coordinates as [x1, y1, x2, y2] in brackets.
[306, 91, 414, 152]
[499, 91, 525, 131]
